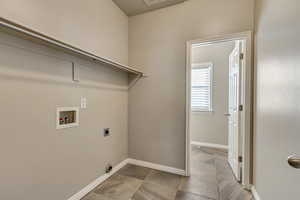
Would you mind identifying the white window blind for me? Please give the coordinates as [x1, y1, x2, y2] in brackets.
[191, 64, 212, 112]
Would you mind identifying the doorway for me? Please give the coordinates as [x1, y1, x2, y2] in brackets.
[185, 32, 252, 187]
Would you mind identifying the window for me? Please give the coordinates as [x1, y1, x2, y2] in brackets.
[191, 63, 213, 112]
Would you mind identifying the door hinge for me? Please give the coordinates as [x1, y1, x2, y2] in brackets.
[239, 53, 244, 60]
[239, 105, 243, 111]
[239, 166, 243, 184]
[238, 156, 243, 163]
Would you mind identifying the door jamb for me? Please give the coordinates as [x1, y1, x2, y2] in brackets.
[185, 31, 253, 186]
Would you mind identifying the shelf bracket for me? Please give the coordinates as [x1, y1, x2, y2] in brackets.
[129, 74, 147, 89]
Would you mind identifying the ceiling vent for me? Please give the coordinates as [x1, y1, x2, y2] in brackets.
[143, 0, 169, 6]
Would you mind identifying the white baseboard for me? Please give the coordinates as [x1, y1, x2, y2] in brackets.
[127, 158, 186, 176]
[67, 158, 186, 200]
[67, 159, 129, 200]
[191, 141, 228, 150]
[251, 186, 261, 200]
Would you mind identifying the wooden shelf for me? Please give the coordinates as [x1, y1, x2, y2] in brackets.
[0, 17, 145, 77]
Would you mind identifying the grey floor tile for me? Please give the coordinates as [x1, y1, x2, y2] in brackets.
[179, 175, 218, 199]
[132, 182, 177, 200]
[145, 170, 182, 190]
[81, 192, 113, 200]
[117, 164, 151, 180]
[214, 152, 253, 200]
[94, 174, 142, 200]
[81, 146, 253, 200]
[188, 171, 217, 184]
[218, 180, 253, 200]
[215, 158, 236, 183]
[218, 180, 237, 200]
[190, 162, 216, 177]
[191, 154, 215, 165]
[175, 191, 214, 200]
[227, 186, 253, 200]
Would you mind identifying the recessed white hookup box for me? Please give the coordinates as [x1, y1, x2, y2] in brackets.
[56, 107, 79, 129]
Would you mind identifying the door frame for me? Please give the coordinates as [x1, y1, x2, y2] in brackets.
[185, 31, 253, 186]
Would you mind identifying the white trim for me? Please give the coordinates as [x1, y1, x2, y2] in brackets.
[191, 141, 228, 150]
[186, 38, 192, 176]
[67, 159, 129, 200]
[127, 159, 186, 176]
[251, 186, 261, 200]
[186, 31, 253, 184]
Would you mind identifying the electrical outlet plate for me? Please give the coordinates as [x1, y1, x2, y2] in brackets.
[104, 128, 110, 137]
[105, 164, 113, 173]
[81, 97, 87, 109]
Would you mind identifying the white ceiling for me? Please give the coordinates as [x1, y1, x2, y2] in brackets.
[112, 0, 187, 16]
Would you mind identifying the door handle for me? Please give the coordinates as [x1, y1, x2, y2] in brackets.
[224, 113, 231, 116]
[287, 155, 300, 169]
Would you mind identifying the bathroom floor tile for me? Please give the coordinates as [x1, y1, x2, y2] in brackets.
[175, 191, 214, 200]
[80, 146, 252, 200]
[94, 174, 142, 200]
[179, 175, 218, 199]
[117, 164, 151, 180]
[145, 170, 182, 190]
[132, 182, 177, 200]
[81, 192, 113, 200]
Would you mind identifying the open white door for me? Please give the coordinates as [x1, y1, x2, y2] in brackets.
[227, 41, 242, 181]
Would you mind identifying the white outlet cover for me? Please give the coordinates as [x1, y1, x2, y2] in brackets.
[81, 97, 87, 109]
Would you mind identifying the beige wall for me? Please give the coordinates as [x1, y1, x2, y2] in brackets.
[0, 0, 130, 198]
[190, 41, 235, 146]
[254, 0, 300, 199]
[128, 0, 254, 169]
[0, 0, 128, 64]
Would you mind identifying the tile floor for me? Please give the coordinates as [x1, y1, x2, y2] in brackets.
[82, 146, 252, 200]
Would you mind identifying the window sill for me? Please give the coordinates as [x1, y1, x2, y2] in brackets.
[192, 110, 214, 113]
